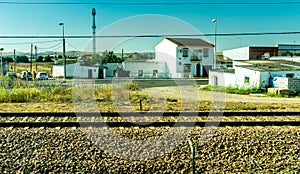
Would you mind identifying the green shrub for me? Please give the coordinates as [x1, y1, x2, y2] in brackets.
[125, 82, 139, 91]
[200, 85, 261, 95]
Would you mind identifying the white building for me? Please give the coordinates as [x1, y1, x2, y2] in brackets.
[209, 60, 300, 88]
[53, 62, 106, 79]
[222, 46, 278, 61]
[52, 63, 77, 78]
[155, 38, 214, 78]
[122, 61, 168, 78]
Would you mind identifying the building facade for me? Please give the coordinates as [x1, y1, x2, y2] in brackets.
[53, 62, 106, 79]
[155, 38, 214, 78]
[209, 60, 300, 89]
[223, 46, 278, 61]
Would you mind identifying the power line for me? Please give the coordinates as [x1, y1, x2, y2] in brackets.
[0, 39, 61, 45]
[66, 41, 80, 51]
[0, 1, 300, 5]
[37, 42, 61, 50]
[0, 31, 300, 38]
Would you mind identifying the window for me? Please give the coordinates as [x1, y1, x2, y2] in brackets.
[191, 49, 199, 61]
[138, 70, 143, 77]
[183, 64, 191, 72]
[203, 48, 209, 57]
[244, 76, 250, 84]
[182, 48, 189, 57]
[214, 76, 218, 86]
[286, 73, 294, 78]
[153, 70, 158, 77]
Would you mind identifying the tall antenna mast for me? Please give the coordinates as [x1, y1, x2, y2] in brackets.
[92, 8, 96, 57]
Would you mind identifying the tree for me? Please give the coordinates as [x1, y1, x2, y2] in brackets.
[1, 56, 13, 62]
[15, 55, 29, 63]
[43, 55, 53, 62]
[103, 51, 124, 63]
[36, 56, 43, 62]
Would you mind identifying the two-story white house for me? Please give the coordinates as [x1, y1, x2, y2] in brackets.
[155, 38, 215, 78]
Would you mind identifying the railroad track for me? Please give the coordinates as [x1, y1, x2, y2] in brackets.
[0, 112, 299, 128]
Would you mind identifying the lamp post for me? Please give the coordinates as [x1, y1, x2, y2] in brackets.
[0, 48, 4, 87]
[212, 18, 217, 69]
[59, 22, 66, 79]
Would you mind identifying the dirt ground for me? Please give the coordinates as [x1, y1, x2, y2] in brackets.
[144, 86, 300, 104]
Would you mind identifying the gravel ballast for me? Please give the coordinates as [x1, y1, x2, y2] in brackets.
[0, 126, 299, 173]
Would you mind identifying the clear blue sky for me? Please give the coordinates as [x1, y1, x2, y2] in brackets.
[0, 0, 300, 54]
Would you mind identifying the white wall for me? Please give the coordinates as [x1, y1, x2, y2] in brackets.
[52, 63, 76, 78]
[155, 38, 177, 77]
[73, 63, 99, 79]
[223, 47, 250, 60]
[123, 61, 168, 78]
[234, 67, 261, 88]
[209, 71, 236, 87]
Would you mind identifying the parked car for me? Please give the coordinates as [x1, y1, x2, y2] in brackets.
[20, 71, 33, 80]
[6, 72, 17, 78]
[36, 72, 48, 80]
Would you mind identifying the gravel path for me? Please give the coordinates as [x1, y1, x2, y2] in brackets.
[0, 126, 299, 173]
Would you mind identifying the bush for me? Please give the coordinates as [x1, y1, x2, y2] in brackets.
[200, 85, 261, 95]
[125, 82, 139, 91]
[0, 87, 72, 103]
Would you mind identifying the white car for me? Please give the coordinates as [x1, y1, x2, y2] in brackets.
[20, 71, 33, 80]
[36, 72, 48, 80]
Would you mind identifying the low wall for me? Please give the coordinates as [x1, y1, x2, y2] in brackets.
[274, 77, 300, 93]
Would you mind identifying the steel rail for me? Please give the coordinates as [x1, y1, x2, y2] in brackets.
[1, 121, 300, 128]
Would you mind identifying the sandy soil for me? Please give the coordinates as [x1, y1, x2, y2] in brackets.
[143, 86, 300, 104]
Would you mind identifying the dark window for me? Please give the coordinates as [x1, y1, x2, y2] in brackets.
[182, 48, 189, 57]
[138, 70, 143, 77]
[244, 76, 250, 84]
[286, 73, 294, 78]
[153, 70, 158, 77]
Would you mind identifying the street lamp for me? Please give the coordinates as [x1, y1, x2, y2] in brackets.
[212, 18, 217, 69]
[0, 48, 4, 87]
[59, 22, 66, 79]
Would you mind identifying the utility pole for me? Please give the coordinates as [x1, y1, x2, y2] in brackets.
[0, 48, 4, 87]
[30, 44, 33, 72]
[212, 18, 217, 69]
[59, 23, 66, 79]
[35, 46, 38, 73]
[13, 49, 16, 72]
[92, 8, 96, 57]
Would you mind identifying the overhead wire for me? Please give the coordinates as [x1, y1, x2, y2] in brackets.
[0, 31, 300, 39]
[37, 42, 61, 50]
[0, 1, 300, 5]
[0, 39, 61, 45]
[66, 41, 81, 51]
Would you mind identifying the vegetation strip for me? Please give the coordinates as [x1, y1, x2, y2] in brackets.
[0, 111, 299, 117]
